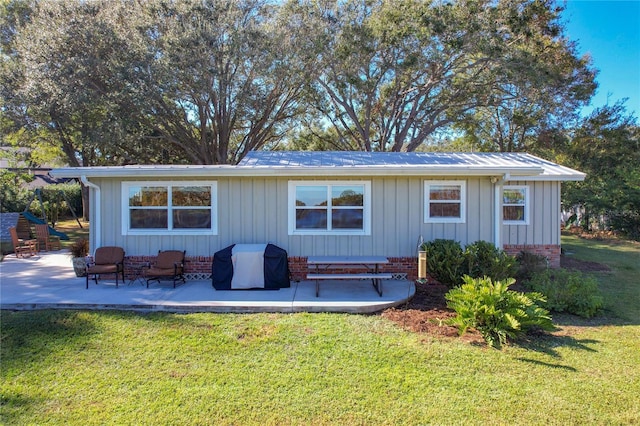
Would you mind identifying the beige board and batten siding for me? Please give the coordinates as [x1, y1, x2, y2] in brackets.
[502, 180, 561, 246]
[90, 175, 501, 258]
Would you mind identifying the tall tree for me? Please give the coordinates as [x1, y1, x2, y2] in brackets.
[126, 0, 308, 164]
[286, 0, 595, 152]
[4, 0, 308, 166]
[455, 0, 596, 153]
[3, 0, 164, 167]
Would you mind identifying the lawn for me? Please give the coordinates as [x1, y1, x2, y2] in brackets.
[1, 235, 639, 425]
[54, 218, 90, 249]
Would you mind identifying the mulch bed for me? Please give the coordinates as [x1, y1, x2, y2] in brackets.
[380, 253, 611, 343]
[380, 281, 480, 341]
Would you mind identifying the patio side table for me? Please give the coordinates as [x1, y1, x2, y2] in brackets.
[128, 265, 147, 286]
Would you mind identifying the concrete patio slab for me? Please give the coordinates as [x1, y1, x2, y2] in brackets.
[0, 251, 415, 313]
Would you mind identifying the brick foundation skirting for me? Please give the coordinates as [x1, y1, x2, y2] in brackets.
[116, 245, 560, 282]
[118, 255, 419, 282]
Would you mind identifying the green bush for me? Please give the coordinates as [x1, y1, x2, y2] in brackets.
[421, 239, 518, 287]
[465, 240, 518, 282]
[0, 170, 33, 213]
[515, 251, 549, 280]
[421, 239, 465, 288]
[523, 269, 604, 318]
[445, 276, 554, 348]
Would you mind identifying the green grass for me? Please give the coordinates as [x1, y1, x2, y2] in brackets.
[54, 218, 89, 249]
[1, 235, 639, 425]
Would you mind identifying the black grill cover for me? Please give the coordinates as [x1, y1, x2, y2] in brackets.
[212, 244, 290, 290]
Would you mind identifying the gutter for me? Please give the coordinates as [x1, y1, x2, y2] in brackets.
[492, 173, 510, 249]
[80, 176, 101, 251]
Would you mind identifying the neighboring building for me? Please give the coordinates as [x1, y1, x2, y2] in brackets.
[51, 151, 585, 279]
[2, 168, 76, 189]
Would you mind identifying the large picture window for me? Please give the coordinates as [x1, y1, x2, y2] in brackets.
[424, 181, 466, 223]
[503, 185, 529, 225]
[288, 181, 371, 235]
[122, 182, 217, 235]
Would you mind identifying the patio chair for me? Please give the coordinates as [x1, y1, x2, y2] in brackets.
[34, 224, 62, 251]
[9, 226, 38, 258]
[86, 246, 125, 289]
[146, 250, 186, 288]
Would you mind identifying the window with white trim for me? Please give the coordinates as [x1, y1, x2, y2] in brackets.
[122, 181, 217, 235]
[503, 185, 529, 225]
[288, 181, 371, 235]
[424, 181, 466, 223]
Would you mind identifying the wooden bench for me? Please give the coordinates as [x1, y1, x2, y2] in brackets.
[306, 256, 392, 297]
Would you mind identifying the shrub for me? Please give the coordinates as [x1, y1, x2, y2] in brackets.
[445, 276, 554, 348]
[0, 169, 33, 213]
[464, 241, 518, 282]
[515, 251, 549, 280]
[421, 239, 519, 287]
[523, 269, 604, 318]
[69, 238, 89, 258]
[421, 239, 465, 288]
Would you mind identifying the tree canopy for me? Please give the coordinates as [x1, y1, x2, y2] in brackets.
[1, 0, 597, 165]
[2, 0, 308, 165]
[287, 0, 595, 152]
[562, 103, 640, 239]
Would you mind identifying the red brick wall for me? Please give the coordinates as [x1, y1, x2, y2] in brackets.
[120, 255, 421, 281]
[119, 246, 559, 281]
[288, 256, 309, 282]
[503, 244, 561, 268]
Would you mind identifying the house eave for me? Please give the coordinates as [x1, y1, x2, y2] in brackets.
[509, 173, 586, 182]
[51, 165, 547, 179]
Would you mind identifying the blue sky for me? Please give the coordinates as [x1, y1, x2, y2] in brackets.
[562, 0, 640, 117]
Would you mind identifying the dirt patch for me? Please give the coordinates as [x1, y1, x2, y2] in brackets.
[560, 255, 611, 272]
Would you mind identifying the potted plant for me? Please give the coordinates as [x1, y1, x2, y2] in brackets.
[69, 238, 89, 277]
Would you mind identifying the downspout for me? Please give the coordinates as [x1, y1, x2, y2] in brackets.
[492, 173, 510, 249]
[80, 176, 101, 251]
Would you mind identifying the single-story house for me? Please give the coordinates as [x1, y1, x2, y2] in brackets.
[50, 151, 585, 280]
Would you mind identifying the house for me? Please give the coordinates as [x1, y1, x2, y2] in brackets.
[50, 151, 585, 280]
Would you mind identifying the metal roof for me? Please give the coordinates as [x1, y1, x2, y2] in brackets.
[50, 151, 585, 181]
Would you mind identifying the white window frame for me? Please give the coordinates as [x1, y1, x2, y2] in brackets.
[121, 181, 217, 235]
[424, 180, 467, 223]
[288, 181, 372, 236]
[503, 185, 529, 225]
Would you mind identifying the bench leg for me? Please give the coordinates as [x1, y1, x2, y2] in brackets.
[315, 279, 319, 297]
[371, 278, 383, 297]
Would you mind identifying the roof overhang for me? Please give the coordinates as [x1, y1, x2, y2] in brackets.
[50, 165, 547, 179]
[50, 152, 585, 182]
